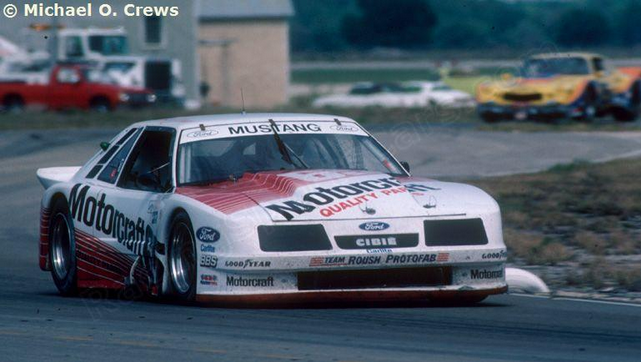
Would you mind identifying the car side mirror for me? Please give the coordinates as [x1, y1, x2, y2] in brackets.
[100, 142, 110, 151]
[401, 161, 411, 173]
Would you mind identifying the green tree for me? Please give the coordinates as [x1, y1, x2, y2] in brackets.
[553, 8, 610, 47]
[617, 0, 641, 45]
[342, 0, 437, 49]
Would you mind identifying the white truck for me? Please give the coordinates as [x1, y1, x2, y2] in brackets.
[57, 28, 184, 104]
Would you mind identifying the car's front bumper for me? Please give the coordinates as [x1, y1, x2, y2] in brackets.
[195, 248, 508, 302]
[477, 103, 580, 120]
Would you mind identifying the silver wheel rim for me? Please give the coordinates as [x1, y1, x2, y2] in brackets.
[586, 105, 596, 118]
[51, 213, 72, 280]
[170, 222, 195, 295]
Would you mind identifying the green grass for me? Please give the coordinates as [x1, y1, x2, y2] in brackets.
[291, 68, 440, 84]
[468, 159, 641, 291]
[443, 75, 488, 95]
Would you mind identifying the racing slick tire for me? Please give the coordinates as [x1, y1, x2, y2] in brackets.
[49, 197, 78, 296]
[612, 82, 641, 122]
[577, 86, 598, 122]
[168, 211, 197, 301]
[480, 113, 501, 123]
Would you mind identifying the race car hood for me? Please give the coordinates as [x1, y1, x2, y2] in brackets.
[177, 170, 495, 222]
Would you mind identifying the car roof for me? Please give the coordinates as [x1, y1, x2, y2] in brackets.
[130, 113, 359, 131]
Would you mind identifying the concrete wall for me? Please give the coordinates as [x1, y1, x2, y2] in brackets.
[199, 19, 290, 109]
[0, 0, 200, 106]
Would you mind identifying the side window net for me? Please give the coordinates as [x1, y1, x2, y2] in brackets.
[86, 128, 138, 179]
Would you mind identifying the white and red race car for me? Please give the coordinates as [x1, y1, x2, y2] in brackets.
[37, 113, 507, 304]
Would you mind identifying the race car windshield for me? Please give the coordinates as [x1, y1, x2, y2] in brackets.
[523, 57, 590, 77]
[177, 133, 406, 186]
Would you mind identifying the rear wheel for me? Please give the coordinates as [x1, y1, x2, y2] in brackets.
[3, 95, 24, 113]
[168, 212, 197, 301]
[90, 97, 112, 113]
[49, 198, 77, 296]
[613, 82, 641, 122]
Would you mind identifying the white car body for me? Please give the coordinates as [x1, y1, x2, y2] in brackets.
[38, 113, 506, 303]
[313, 82, 475, 109]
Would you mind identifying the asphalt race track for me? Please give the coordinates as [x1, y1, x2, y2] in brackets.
[1, 127, 641, 361]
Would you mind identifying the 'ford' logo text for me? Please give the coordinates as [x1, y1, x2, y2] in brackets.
[196, 227, 220, 243]
[359, 222, 390, 231]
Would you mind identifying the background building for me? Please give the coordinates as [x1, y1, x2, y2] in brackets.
[198, 0, 293, 108]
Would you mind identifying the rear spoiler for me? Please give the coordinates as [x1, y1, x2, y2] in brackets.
[36, 167, 81, 189]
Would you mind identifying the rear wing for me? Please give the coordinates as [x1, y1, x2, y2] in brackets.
[36, 167, 81, 189]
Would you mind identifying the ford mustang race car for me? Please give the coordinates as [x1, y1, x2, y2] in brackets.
[37, 113, 507, 304]
[476, 53, 641, 122]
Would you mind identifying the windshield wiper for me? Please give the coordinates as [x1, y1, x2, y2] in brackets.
[268, 119, 309, 169]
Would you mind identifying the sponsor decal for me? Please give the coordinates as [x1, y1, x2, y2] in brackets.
[330, 124, 360, 133]
[310, 253, 447, 267]
[196, 227, 220, 243]
[481, 250, 508, 260]
[224, 259, 272, 269]
[186, 130, 219, 138]
[69, 184, 157, 257]
[266, 177, 411, 221]
[226, 276, 274, 287]
[366, 248, 393, 254]
[200, 254, 218, 268]
[201, 245, 216, 253]
[200, 274, 218, 286]
[229, 123, 321, 135]
[470, 268, 504, 280]
[385, 253, 449, 265]
[309, 256, 347, 267]
[405, 184, 441, 193]
[336, 234, 419, 250]
[359, 221, 390, 231]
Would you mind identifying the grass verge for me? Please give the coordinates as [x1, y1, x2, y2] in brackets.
[468, 158, 641, 292]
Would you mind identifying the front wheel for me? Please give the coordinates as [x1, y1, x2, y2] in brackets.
[168, 212, 197, 301]
[49, 198, 78, 296]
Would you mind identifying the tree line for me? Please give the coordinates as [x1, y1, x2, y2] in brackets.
[290, 0, 641, 53]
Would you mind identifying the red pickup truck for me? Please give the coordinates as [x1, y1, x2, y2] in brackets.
[0, 64, 156, 112]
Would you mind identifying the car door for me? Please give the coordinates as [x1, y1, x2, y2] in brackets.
[49, 67, 82, 109]
[90, 127, 175, 261]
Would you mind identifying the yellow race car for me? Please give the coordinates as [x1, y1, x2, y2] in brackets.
[476, 53, 641, 122]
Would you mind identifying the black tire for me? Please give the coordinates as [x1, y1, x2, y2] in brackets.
[577, 87, 598, 122]
[613, 82, 641, 122]
[3, 95, 24, 113]
[49, 197, 78, 296]
[480, 113, 500, 123]
[167, 211, 197, 301]
[90, 97, 112, 113]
